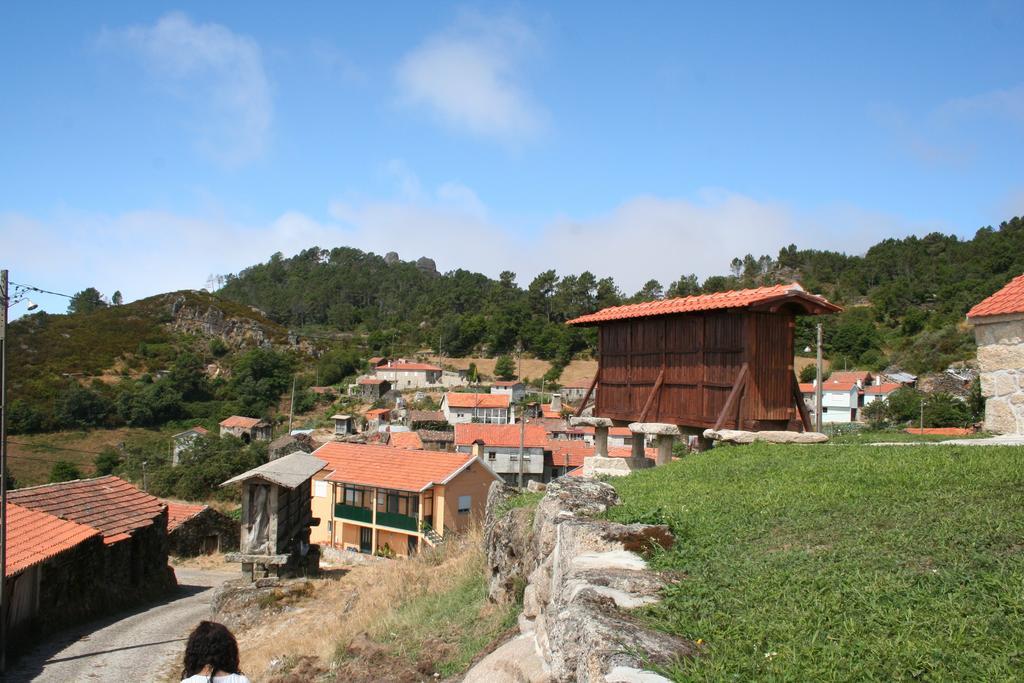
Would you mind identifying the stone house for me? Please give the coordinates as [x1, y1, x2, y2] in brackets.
[3, 502, 105, 654]
[219, 415, 273, 442]
[309, 442, 500, 557]
[416, 430, 456, 451]
[171, 425, 208, 466]
[967, 273, 1024, 435]
[7, 476, 176, 630]
[163, 501, 240, 556]
[560, 380, 596, 404]
[372, 360, 443, 389]
[357, 377, 391, 400]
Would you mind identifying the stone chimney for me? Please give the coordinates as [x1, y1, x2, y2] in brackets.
[551, 393, 562, 412]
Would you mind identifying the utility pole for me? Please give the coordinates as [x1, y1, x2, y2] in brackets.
[815, 323, 823, 433]
[1, 270, 8, 673]
[288, 375, 297, 434]
[919, 398, 924, 433]
[517, 404, 526, 489]
[141, 460, 148, 492]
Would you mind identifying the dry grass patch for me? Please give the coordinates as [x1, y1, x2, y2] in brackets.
[233, 527, 517, 681]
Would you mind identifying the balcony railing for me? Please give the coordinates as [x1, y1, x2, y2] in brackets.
[335, 503, 372, 523]
[334, 504, 419, 532]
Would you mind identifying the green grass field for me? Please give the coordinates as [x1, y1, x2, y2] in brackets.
[606, 443, 1024, 681]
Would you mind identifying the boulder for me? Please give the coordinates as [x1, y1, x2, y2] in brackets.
[704, 429, 828, 444]
[627, 422, 681, 436]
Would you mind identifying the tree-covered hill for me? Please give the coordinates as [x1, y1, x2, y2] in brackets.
[218, 216, 1024, 376]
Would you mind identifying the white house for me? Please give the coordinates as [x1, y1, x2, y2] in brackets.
[373, 360, 443, 389]
[171, 426, 208, 466]
[441, 392, 511, 425]
[800, 379, 862, 423]
[862, 382, 902, 407]
[454, 423, 547, 486]
[490, 381, 526, 403]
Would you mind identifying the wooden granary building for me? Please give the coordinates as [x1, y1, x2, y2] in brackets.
[567, 283, 841, 432]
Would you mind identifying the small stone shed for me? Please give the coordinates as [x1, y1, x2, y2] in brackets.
[219, 415, 273, 442]
[357, 377, 391, 400]
[967, 273, 1024, 435]
[162, 500, 240, 556]
[3, 502, 105, 654]
[220, 452, 326, 579]
[268, 432, 315, 461]
[7, 476, 176, 629]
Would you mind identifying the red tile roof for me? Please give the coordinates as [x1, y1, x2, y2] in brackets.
[5, 502, 101, 577]
[904, 427, 973, 436]
[388, 431, 424, 450]
[541, 403, 565, 419]
[827, 371, 873, 384]
[161, 501, 208, 532]
[566, 283, 841, 325]
[547, 440, 656, 468]
[492, 380, 523, 387]
[365, 408, 391, 418]
[377, 362, 442, 372]
[220, 415, 264, 429]
[455, 423, 548, 448]
[314, 442, 496, 492]
[864, 382, 902, 395]
[967, 273, 1024, 319]
[821, 379, 860, 392]
[358, 378, 387, 385]
[798, 383, 816, 394]
[9, 476, 166, 544]
[444, 392, 511, 409]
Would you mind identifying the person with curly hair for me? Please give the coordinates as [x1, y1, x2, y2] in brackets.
[180, 621, 250, 683]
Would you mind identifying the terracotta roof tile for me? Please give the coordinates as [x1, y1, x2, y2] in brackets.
[967, 273, 1024, 319]
[358, 378, 387, 385]
[5, 502, 101, 577]
[314, 442, 496, 491]
[864, 382, 902, 395]
[161, 500, 208, 532]
[798, 383, 816, 394]
[547, 440, 656, 468]
[492, 381, 523, 387]
[904, 427, 973, 436]
[827, 371, 874, 384]
[408, 410, 445, 422]
[444, 392, 510, 409]
[388, 431, 424, 450]
[566, 283, 840, 325]
[377, 362, 442, 372]
[365, 408, 391, 418]
[219, 415, 264, 429]
[455, 423, 548, 448]
[8, 475, 165, 543]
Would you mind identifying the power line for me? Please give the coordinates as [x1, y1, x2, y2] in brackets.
[9, 281, 73, 299]
[7, 440, 108, 456]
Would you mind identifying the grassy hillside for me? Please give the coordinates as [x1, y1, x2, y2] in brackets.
[607, 443, 1024, 680]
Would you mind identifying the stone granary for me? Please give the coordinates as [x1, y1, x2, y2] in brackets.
[221, 451, 327, 579]
[566, 283, 840, 467]
[7, 476, 176, 639]
[163, 500, 240, 556]
[268, 432, 315, 460]
[219, 415, 273, 442]
[967, 273, 1024, 435]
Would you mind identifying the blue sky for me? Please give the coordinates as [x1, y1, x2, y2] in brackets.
[4, 2, 1024, 313]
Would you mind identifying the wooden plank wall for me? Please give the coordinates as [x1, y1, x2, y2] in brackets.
[595, 310, 796, 428]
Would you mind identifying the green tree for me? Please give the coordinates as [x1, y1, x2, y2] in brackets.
[67, 287, 107, 315]
[494, 355, 516, 381]
[50, 460, 83, 483]
[799, 364, 820, 383]
[923, 392, 972, 428]
[111, 290, 123, 306]
[56, 383, 111, 429]
[467, 362, 479, 383]
[94, 447, 122, 476]
[317, 347, 362, 385]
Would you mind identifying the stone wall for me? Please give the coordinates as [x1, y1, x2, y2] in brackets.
[169, 508, 241, 556]
[466, 478, 693, 683]
[974, 316, 1024, 435]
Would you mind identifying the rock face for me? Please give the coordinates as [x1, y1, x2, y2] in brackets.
[471, 479, 693, 683]
[703, 428, 828, 444]
[973, 316, 1024, 435]
[169, 295, 275, 348]
[415, 256, 439, 276]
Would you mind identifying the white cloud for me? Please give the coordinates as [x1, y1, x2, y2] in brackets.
[396, 12, 543, 140]
[3, 178, 927, 316]
[99, 12, 271, 166]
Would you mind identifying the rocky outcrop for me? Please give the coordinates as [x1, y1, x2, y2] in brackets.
[168, 294, 277, 348]
[470, 479, 693, 683]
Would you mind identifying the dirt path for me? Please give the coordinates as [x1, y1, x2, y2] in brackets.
[5, 567, 236, 682]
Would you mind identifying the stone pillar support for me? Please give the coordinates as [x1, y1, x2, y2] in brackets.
[628, 422, 682, 467]
[570, 416, 613, 458]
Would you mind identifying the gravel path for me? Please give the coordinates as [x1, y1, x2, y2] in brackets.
[6, 567, 236, 682]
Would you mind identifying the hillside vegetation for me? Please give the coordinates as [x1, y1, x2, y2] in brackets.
[219, 217, 1024, 375]
[607, 443, 1024, 680]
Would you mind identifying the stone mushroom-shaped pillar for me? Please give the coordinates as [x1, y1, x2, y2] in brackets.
[629, 422, 682, 466]
[569, 416, 614, 457]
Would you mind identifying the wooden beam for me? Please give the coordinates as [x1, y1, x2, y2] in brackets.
[792, 373, 813, 431]
[713, 363, 749, 431]
[638, 367, 666, 423]
[574, 374, 599, 417]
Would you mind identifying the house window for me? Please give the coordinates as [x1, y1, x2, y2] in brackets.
[327, 520, 333, 532]
[314, 480, 328, 498]
[458, 495, 471, 514]
[488, 451, 497, 460]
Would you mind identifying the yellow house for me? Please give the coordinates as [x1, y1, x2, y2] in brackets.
[309, 442, 500, 558]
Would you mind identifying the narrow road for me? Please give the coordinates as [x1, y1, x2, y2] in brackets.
[5, 567, 236, 682]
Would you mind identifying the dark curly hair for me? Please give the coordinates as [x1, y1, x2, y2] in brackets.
[181, 621, 242, 679]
